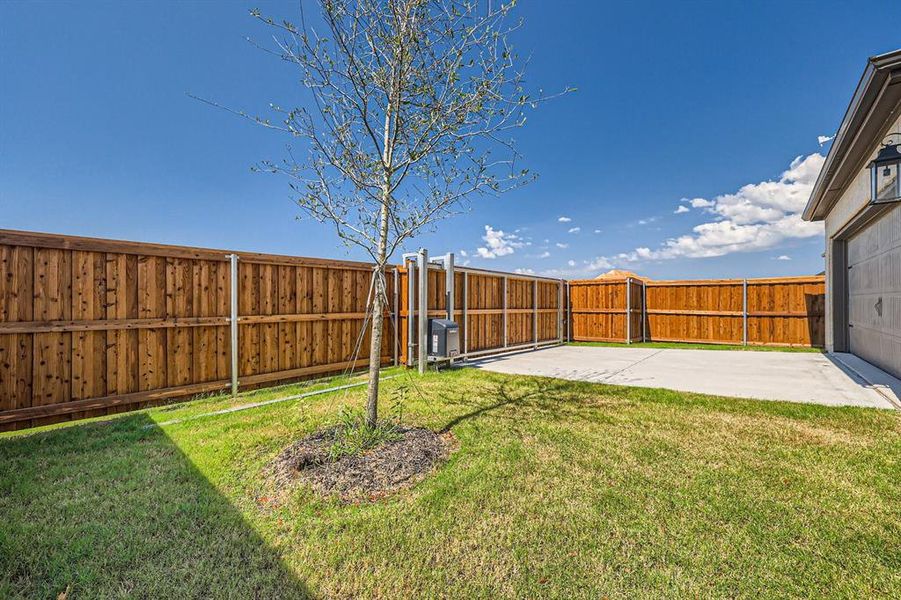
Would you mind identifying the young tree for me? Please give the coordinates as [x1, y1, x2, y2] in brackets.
[238, 0, 567, 428]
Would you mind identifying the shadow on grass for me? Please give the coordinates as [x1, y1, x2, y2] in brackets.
[437, 375, 633, 433]
[0, 414, 311, 599]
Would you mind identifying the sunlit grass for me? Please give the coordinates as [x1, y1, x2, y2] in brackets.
[1, 367, 897, 598]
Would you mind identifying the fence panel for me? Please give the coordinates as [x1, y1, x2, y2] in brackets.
[746, 277, 825, 347]
[0, 230, 393, 431]
[568, 275, 825, 347]
[645, 280, 744, 344]
[569, 279, 628, 342]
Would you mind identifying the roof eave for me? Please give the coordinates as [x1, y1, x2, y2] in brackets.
[802, 49, 901, 222]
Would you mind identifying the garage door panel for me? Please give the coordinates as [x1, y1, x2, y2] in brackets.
[847, 204, 901, 378]
[882, 246, 901, 290]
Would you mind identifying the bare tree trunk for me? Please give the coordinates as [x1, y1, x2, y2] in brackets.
[365, 184, 392, 429]
[366, 51, 400, 429]
[365, 278, 384, 428]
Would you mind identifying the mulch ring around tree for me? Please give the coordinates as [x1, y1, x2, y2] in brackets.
[267, 426, 456, 503]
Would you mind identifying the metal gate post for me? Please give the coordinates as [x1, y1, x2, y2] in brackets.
[444, 253, 455, 364]
[462, 271, 469, 357]
[445, 253, 454, 320]
[641, 280, 647, 343]
[417, 248, 429, 374]
[228, 253, 239, 397]
[406, 257, 416, 367]
[742, 279, 748, 346]
[393, 267, 399, 366]
[558, 281, 563, 343]
[565, 280, 571, 342]
[502, 275, 508, 348]
[625, 277, 632, 344]
[532, 278, 538, 348]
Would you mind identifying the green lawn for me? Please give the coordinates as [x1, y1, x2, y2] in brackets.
[1, 367, 898, 598]
[569, 340, 824, 352]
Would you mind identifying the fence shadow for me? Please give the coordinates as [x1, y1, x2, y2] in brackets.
[805, 292, 826, 347]
[0, 415, 311, 599]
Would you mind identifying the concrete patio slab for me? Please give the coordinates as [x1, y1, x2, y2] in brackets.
[468, 345, 899, 409]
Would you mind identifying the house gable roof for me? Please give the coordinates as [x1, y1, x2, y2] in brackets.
[803, 49, 901, 221]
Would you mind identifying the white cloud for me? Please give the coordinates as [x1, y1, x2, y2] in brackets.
[593, 229, 601, 234]
[687, 197, 715, 208]
[775, 255, 791, 261]
[538, 251, 550, 258]
[567, 260, 576, 267]
[568, 227, 581, 234]
[555, 242, 569, 249]
[475, 225, 527, 259]
[458, 249, 468, 257]
[637, 217, 659, 226]
[557, 216, 572, 222]
[587, 256, 613, 270]
[674, 205, 690, 214]
[595, 154, 826, 264]
[514, 267, 535, 275]
[818, 134, 834, 146]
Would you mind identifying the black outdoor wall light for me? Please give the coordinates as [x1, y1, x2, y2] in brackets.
[870, 133, 901, 204]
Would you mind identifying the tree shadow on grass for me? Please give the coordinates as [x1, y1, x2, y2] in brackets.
[437, 376, 634, 434]
[0, 414, 311, 599]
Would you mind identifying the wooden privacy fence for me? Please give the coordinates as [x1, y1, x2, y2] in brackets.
[0, 230, 395, 431]
[0, 228, 824, 431]
[567, 276, 826, 347]
[0, 232, 565, 430]
[568, 278, 644, 343]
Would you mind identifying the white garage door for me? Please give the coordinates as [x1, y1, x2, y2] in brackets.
[847, 204, 901, 378]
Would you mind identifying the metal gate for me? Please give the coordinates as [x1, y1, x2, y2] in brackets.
[394, 249, 565, 371]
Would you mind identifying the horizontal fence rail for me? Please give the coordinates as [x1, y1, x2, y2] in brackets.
[567, 276, 825, 348]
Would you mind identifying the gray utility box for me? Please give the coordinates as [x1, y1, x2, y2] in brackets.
[428, 319, 460, 359]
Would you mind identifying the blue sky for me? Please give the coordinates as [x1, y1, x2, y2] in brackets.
[2, 1, 900, 279]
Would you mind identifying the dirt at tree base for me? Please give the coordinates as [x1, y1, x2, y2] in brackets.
[268, 426, 454, 503]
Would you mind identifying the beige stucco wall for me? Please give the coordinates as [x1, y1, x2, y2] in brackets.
[822, 111, 901, 365]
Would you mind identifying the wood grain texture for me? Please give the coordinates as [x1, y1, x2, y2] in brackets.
[0, 230, 399, 430]
[1, 229, 821, 431]
[570, 277, 824, 346]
